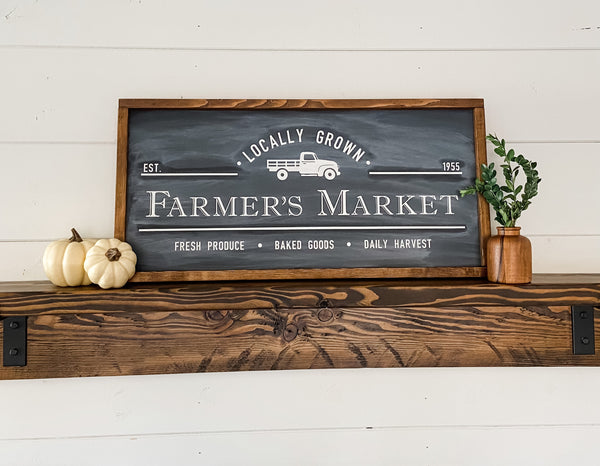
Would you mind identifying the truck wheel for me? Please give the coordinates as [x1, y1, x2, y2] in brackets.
[276, 169, 288, 181]
[323, 168, 337, 180]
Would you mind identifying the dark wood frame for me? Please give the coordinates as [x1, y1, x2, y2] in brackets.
[115, 99, 491, 282]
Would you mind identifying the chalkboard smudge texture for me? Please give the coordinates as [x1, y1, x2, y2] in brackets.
[123, 104, 483, 273]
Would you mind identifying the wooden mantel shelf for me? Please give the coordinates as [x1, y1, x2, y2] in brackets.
[1, 274, 599, 379]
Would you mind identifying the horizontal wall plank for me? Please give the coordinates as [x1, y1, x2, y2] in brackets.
[2, 426, 600, 466]
[0, 143, 115, 241]
[1, 49, 599, 142]
[1, 0, 599, 50]
[488, 143, 600, 236]
[0, 242, 47, 282]
[2, 368, 600, 439]
[531, 236, 600, 273]
[1, 142, 597, 242]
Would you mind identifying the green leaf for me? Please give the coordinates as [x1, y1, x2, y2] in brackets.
[460, 133, 540, 226]
[483, 192, 495, 203]
[498, 209, 509, 225]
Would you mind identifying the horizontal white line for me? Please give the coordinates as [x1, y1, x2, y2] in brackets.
[139, 225, 466, 232]
[505, 140, 600, 144]
[2, 44, 599, 52]
[369, 171, 463, 175]
[140, 173, 238, 177]
[4, 423, 600, 442]
[526, 233, 600, 237]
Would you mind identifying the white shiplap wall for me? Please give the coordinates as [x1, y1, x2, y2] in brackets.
[0, 1, 599, 464]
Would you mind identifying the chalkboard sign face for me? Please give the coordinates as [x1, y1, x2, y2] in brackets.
[115, 99, 490, 281]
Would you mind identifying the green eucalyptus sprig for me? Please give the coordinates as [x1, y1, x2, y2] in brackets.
[460, 134, 541, 227]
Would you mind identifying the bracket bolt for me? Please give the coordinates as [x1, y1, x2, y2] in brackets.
[580, 311, 588, 319]
[581, 337, 590, 345]
[8, 348, 19, 356]
[9, 321, 19, 329]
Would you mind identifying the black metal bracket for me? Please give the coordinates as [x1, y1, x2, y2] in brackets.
[572, 306, 595, 355]
[3, 317, 27, 366]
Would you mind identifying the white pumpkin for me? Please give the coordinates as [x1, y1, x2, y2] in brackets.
[43, 228, 96, 286]
[84, 238, 137, 289]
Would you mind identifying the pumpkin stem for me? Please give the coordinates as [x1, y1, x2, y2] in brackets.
[69, 228, 83, 243]
[105, 248, 121, 262]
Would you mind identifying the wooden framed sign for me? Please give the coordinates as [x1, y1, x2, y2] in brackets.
[115, 99, 490, 281]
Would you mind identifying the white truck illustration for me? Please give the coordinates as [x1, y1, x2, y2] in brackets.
[266, 151, 340, 181]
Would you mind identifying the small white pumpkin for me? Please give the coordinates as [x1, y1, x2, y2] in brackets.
[84, 239, 137, 289]
[43, 228, 96, 286]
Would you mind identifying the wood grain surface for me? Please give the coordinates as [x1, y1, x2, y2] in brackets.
[118, 98, 485, 110]
[129, 266, 488, 283]
[1, 276, 599, 379]
[114, 106, 129, 241]
[487, 227, 533, 284]
[0, 304, 598, 379]
[1, 276, 599, 316]
[473, 106, 491, 265]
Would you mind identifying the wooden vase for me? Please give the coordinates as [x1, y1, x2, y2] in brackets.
[486, 227, 532, 284]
